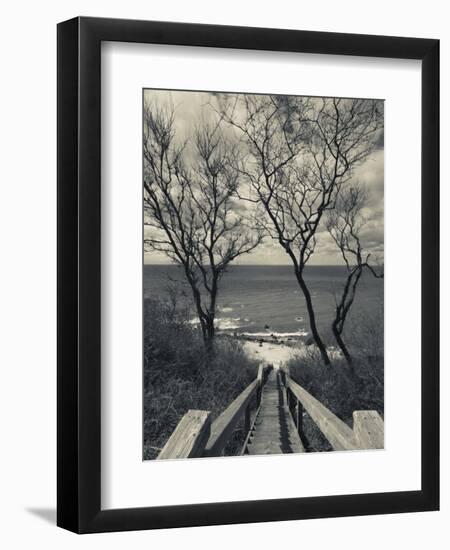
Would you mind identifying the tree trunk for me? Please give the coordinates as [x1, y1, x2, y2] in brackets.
[203, 315, 215, 354]
[331, 268, 363, 369]
[332, 321, 354, 372]
[186, 275, 218, 353]
[203, 277, 219, 354]
[189, 286, 213, 352]
[296, 271, 331, 366]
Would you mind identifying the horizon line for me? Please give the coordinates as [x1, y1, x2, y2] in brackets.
[143, 263, 384, 267]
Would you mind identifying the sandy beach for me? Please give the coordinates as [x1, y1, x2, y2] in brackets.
[241, 337, 343, 368]
[242, 339, 301, 369]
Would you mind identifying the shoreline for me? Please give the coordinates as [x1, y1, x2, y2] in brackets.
[219, 332, 342, 368]
[241, 339, 300, 368]
[220, 332, 308, 369]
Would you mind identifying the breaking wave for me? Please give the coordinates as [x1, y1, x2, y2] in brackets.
[240, 330, 308, 338]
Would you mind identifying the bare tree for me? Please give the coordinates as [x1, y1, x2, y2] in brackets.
[143, 100, 262, 351]
[218, 95, 383, 365]
[327, 184, 384, 368]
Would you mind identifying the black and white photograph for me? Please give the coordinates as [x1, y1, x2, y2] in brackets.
[143, 89, 385, 460]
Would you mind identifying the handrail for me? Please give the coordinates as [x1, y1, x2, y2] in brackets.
[285, 375, 384, 451]
[157, 410, 211, 460]
[286, 376, 358, 451]
[203, 378, 259, 456]
[157, 364, 268, 459]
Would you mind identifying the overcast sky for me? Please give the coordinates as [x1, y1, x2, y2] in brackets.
[143, 89, 384, 266]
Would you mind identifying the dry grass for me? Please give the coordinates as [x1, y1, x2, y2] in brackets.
[143, 298, 259, 459]
[287, 307, 384, 452]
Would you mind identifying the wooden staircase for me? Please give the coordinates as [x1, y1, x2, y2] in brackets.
[157, 364, 384, 460]
[243, 370, 304, 455]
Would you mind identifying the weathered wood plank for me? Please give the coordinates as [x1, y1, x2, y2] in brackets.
[353, 410, 384, 449]
[286, 377, 357, 451]
[157, 410, 211, 460]
[244, 371, 305, 455]
[204, 379, 259, 456]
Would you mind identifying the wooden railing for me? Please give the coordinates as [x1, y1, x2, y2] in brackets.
[157, 365, 270, 460]
[281, 367, 384, 451]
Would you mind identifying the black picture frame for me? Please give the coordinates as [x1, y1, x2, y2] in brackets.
[57, 16, 439, 533]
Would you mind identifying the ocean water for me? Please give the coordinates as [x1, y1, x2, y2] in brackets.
[143, 264, 383, 338]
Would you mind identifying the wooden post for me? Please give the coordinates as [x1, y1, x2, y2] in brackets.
[296, 400, 304, 437]
[157, 410, 211, 459]
[244, 404, 251, 436]
[257, 364, 264, 406]
[288, 390, 296, 417]
[353, 411, 384, 449]
[257, 364, 264, 385]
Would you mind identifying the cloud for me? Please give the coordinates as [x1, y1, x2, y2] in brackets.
[143, 90, 384, 266]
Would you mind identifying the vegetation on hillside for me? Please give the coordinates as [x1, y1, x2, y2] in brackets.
[287, 306, 384, 452]
[143, 297, 259, 459]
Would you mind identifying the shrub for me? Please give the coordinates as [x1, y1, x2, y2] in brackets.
[344, 303, 384, 361]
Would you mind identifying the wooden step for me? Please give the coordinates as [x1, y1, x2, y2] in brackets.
[243, 370, 305, 455]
